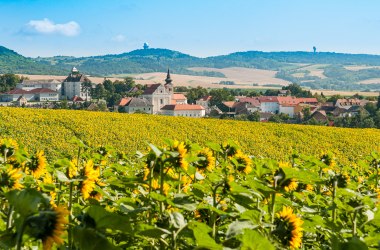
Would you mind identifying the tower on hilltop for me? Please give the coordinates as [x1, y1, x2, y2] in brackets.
[143, 43, 149, 50]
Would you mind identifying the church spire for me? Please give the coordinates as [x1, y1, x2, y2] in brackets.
[165, 68, 172, 85]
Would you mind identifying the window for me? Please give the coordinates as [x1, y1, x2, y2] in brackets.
[160, 99, 163, 104]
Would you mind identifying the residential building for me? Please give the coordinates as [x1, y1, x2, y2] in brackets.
[160, 104, 205, 117]
[0, 88, 59, 102]
[123, 97, 153, 114]
[17, 79, 62, 92]
[171, 93, 187, 104]
[61, 67, 92, 101]
[335, 98, 362, 109]
[196, 95, 212, 109]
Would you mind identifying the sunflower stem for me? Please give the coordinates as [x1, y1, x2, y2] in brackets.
[159, 160, 164, 215]
[352, 210, 358, 237]
[68, 182, 73, 249]
[6, 205, 13, 229]
[270, 180, 277, 227]
[332, 179, 337, 223]
[15, 218, 27, 250]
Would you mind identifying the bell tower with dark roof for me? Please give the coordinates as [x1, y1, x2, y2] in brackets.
[164, 68, 173, 94]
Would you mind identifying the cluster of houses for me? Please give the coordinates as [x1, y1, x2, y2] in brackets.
[0, 67, 374, 122]
[0, 67, 90, 105]
[205, 95, 371, 123]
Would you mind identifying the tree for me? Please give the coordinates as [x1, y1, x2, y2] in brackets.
[92, 84, 107, 99]
[377, 94, 380, 110]
[0, 74, 21, 92]
[209, 89, 234, 106]
[247, 111, 260, 122]
[186, 86, 208, 104]
[81, 81, 93, 101]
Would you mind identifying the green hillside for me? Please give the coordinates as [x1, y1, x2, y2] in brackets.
[0, 46, 65, 75]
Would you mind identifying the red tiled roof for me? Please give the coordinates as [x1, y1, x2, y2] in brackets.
[143, 84, 161, 95]
[117, 97, 132, 106]
[296, 98, 318, 104]
[172, 93, 187, 100]
[198, 95, 212, 101]
[161, 104, 205, 111]
[2, 89, 29, 95]
[222, 101, 236, 108]
[29, 88, 57, 94]
[237, 97, 260, 106]
[72, 96, 85, 102]
[258, 96, 279, 103]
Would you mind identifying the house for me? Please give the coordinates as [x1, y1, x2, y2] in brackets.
[311, 110, 329, 123]
[141, 70, 173, 114]
[335, 98, 362, 109]
[259, 96, 279, 113]
[196, 95, 212, 109]
[123, 97, 153, 114]
[17, 79, 62, 92]
[259, 112, 273, 121]
[61, 67, 92, 101]
[16, 96, 28, 106]
[171, 93, 187, 104]
[279, 104, 296, 118]
[114, 97, 132, 112]
[0, 88, 59, 102]
[160, 104, 205, 117]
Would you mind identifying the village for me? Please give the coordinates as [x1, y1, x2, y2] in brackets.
[0, 67, 377, 125]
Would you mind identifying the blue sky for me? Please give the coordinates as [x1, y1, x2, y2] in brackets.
[1, 0, 380, 57]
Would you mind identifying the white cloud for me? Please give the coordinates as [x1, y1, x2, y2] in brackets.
[25, 18, 80, 36]
[112, 34, 126, 42]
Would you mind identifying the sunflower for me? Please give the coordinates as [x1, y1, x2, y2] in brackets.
[29, 206, 69, 250]
[172, 141, 188, 171]
[0, 167, 23, 189]
[196, 148, 215, 172]
[231, 150, 252, 174]
[68, 159, 78, 179]
[221, 142, 239, 157]
[320, 152, 336, 168]
[151, 178, 170, 195]
[81, 160, 100, 200]
[43, 173, 57, 207]
[0, 138, 19, 158]
[282, 179, 298, 192]
[273, 206, 303, 249]
[28, 151, 47, 178]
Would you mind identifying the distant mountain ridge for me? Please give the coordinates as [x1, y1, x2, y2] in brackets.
[3, 45, 380, 80]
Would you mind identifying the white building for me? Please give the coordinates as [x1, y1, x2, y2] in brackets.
[141, 69, 174, 114]
[279, 105, 296, 118]
[0, 88, 59, 102]
[172, 93, 187, 104]
[123, 97, 153, 114]
[17, 79, 62, 92]
[259, 97, 279, 113]
[61, 67, 91, 101]
[160, 104, 206, 117]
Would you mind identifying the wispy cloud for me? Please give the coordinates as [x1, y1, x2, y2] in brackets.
[112, 34, 126, 42]
[23, 18, 80, 36]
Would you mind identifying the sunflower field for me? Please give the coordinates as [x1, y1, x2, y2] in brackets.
[0, 137, 380, 249]
[0, 107, 380, 165]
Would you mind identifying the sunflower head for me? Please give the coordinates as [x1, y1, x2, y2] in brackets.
[81, 160, 100, 200]
[27, 151, 47, 178]
[0, 167, 23, 190]
[320, 152, 336, 168]
[170, 141, 188, 171]
[0, 138, 19, 158]
[273, 206, 303, 249]
[196, 148, 215, 172]
[282, 178, 298, 192]
[27, 206, 69, 250]
[221, 142, 239, 157]
[232, 150, 252, 174]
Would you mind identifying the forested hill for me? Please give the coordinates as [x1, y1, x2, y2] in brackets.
[3, 45, 380, 76]
[0, 46, 66, 75]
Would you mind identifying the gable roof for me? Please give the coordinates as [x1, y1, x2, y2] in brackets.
[21, 79, 61, 84]
[29, 88, 57, 94]
[198, 95, 212, 101]
[143, 84, 162, 95]
[172, 93, 187, 100]
[126, 98, 152, 107]
[117, 97, 132, 106]
[161, 104, 205, 111]
[64, 73, 90, 83]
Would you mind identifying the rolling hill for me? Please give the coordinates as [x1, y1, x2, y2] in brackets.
[3, 45, 380, 91]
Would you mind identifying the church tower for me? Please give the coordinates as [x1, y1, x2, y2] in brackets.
[164, 68, 173, 95]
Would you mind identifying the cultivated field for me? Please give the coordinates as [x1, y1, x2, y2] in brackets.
[1, 107, 379, 165]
